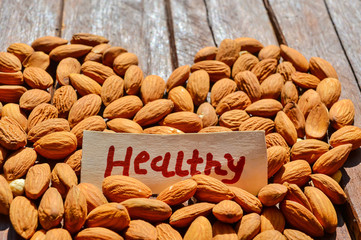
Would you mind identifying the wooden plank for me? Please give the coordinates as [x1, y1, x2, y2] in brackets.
[170, 0, 215, 66]
[325, 0, 361, 88]
[269, 0, 361, 239]
[205, 0, 278, 46]
[62, 0, 173, 80]
[0, 0, 62, 50]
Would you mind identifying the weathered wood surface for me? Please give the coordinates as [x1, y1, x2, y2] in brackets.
[325, 0, 361, 88]
[62, 0, 173, 80]
[269, 0, 361, 239]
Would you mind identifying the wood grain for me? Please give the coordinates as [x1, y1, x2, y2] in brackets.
[325, 0, 361, 88]
[269, 0, 361, 239]
[62, 0, 173, 80]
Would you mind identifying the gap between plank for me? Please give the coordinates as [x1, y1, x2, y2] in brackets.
[56, 0, 65, 38]
[323, 0, 361, 93]
[164, 0, 179, 71]
[202, 0, 217, 47]
[262, 0, 287, 46]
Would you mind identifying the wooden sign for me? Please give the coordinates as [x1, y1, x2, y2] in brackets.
[81, 131, 267, 195]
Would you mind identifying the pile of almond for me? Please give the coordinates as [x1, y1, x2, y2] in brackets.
[0, 33, 360, 239]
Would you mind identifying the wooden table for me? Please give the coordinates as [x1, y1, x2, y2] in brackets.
[0, 0, 360, 239]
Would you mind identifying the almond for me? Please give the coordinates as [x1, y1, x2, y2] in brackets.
[230, 186, 262, 214]
[166, 65, 190, 91]
[0, 175, 13, 215]
[31, 230, 46, 240]
[219, 109, 250, 131]
[309, 57, 338, 80]
[258, 184, 288, 206]
[53, 85, 78, 118]
[216, 39, 240, 66]
[280, 45, 308, 72]
[23, 51, 50, 70]
[157, 179, 197, 205]
[194, 46, 218, 63]
[310, 174, 347, 205]
[101, 75, 124, 106]
[143, 126, 184, 134]
[234, 71, 261, 102]
[0, 52, 22, 72]
[124, 220, 157, 240]
[140, 75, 166, 104]
[211, 78, 237, 107]
[273, 160, 311, 187]
[213, 200, 243, 223]
[7, 43, 34, 62]
[259, 45, 281, 60]
[23, 67, 53, 89]
[76, 227, 124, 240]
[251, 58, 277, 83]
[134, 99, 173, 126]
[261, 207, 285, 232]
[245, 99, 283, 117]
[0, 71, 23, 85]
[267, 146, 289, 178]
[81, 60, 115, 84]
[31, 36, 68, 53]
[199, 126, 232, 133]
[113, 52, 138, 76]
[121, 198, 172, 222]
[235, 213, 261, 240]
[25, 163, 51, 200]
[290, 139, 329, 163]
[64, 185, 87, 234]
[235, 37, 264, 53]
[28, 118, 70, 142]
[253, 230, 286, 240]
[34, 131, 77, 160]
[304, 186, 337, 233]
[329, 99, 355, 129]
[283, 182, 312, 211]
[102, 175, 152, 202]
[298, 89, 321, 118]
[212, 221, 238, 240]
[184, 216, 212, 240]
[232, 53, 259, 78]
[291, 72, 320, 89]
[107, 118, 143, 133]
[56, 57, 81, 85]
[78, 182, 108, 212]
[124, 65, 143, 95]
[27, 103, 58, 131]
[316, 78, 341, 108]
[0, 116, 27, 150]
[160, 111, 203, 133]
[156, 223, 182, 240]
[185, 70, 209, 106]
[169, 202, 215, 227]
[68, 94, 102, 128]
[312, 144, 352, 175]
[193, 174, 234, 203]
[38, 187, 64, 230]
[216, 91, 251, 115]
[102, 46, 127, 66]
[3, 147, 37, 181]
[283, 229, 313, 240]
[51, 163, 78, 197]
[305, 103, 329, 139]
[9, 196, 38, 239]
[71, 115, 106, 146]
[260, 73, 284, 99]
[49, 44, 92, 61]
[45, 228, 72, 240]
[191, 60, 231, 82]
[197, 102, 218, 127]
[1, 103, 27, 130]
[103, 95, 143, 119]
[69, 73, 102, 96]
[0, 85, 27, 103]
[277, 61, 296, 82]
[85, 43, 111, 62]
[86, 202, 130, 231]
[265, 133, 288, 149]
[239, 117, 274, 134]
[71, 33, 109, 46]
[19, 89, 51, 111]
[168, 86, 194, 112]
[275, 111, 297, 146]
[283, 102, 305, 138]
[330, 125, 361, 150]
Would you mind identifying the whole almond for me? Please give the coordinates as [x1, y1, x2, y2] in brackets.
[157, 179, 197, 206]
[275, 111, 297, 146]
[280, 45, 309, 72]
[133, 99, 174, 127]
[7, 43, 34, 62]
[160, 111, 203, 133]
[51, 163, 78, 197]
[23, 67, 53, 89]
[27, 103, 58, 131]
[234, 71, 261, 102]
[291, 72, 320, 89]
[235, 37, 264, 53]
[239, 117, 274, 134]
[0, 71, 23, 85]
[113, 52, 138, 76]
[211, 78, 237, 107]
[56, 57, 81, 85]
[68, 94, 102, 128]
[143, 126, 184, 134]
[0, 175, 13, 215]
[283, 102, 305, 138]
[330, 125, 361, 150]
[213, 221, 238, 240]
[107, 118, 143, 133]
[69, 73, 102, 96]
[76, 227, 123, 240]
[329, 99, 355, 129]
[265, 133, 288, 149]
[103, 95, 143, 119]
[169, 202, 215, 227]
[102, 175, 152, 202]
[22, 51, 50, 70]
[19, 89, 51, 111]
[283, 229, 313, 240]
[213, 200, 243, 223]
[230, 186, 262, 214]
[260, 73, 284, 99]
[28, 118, 70, 143]
[232, 53, 259, 78]
[253, 230, 286, 240]
[3, 147, 37, 181]
[305, 103, 329, 139]
[216, 91, 251, 115]
[25, 163, 51, 200]
[186, 69, 210, 106]
[216, 39, 240, 66]
[84, 43, 111, 62]
[259, 45, 281, 60]
[31, 36, 68, 53]
[124, 65, 144, 95]
[194, 46, 218, 63]
[191, 60, 231, 82]
[184, 216, 212, 240]
[273, 160, 311, 187]
[71, 33, 109, 46]
[71, 115, 106, 146]
[258, 184, 288, 206]
[140, 75, 166, 104]
[312, 144, 352, 175]
[86, 202, 130, 231]
[38, 187, 64, 230]
[193, 174, 234, 203]
[0, 116, 27, 150]
[316, 78, 341, 108]
[49, 44, 92, 61]
[283, 182, 312, 211]
[78, 182, 108, 212]
[168, 86, 194, 112]
[0, 52, 22, 72]
[251, 58, 277, 83]
[235, 213, 261, 240]
[290, 139, 329, 163]
[261, 207, 285, 232]
[64, 185, 87, 234]
[45, 228, 72, 240]
[156, 223, 182, 240]
[31, 229, 46, 240]
[81, 60, 115, 84]
[277, 61, 296, 82]
[219, 109, 250, 131]
[101, 75, 124, 106]
[245, 99, 283, 117]
[267, 146, 289, 178]
[298, 89, 321, 118]
[166, 65, 190, 91]
[102, 46, 127, 66]
[310, 174, 347, 205]
[53, 85, 78, 118]
[34, 131, 77, 160]
[309, 57, 338, 80]
[1, 103, 27, 130]
[0, 85, 27, 103]
[10, 196, 38, 239]
[124, 220, 157, 240]
[199, 126, 232, 133]
[197, 102, 218, 127]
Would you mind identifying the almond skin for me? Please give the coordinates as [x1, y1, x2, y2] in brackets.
[31, 36, 68, 53]
[219, 109, 250, 131]
[0, 85, 27, 103]
[191, 60, 231, 82]
[0, 71, 23, 85]
[305, 103, 329, 139]
[194, 46, 218, 63]
[239, 117, 274, 134]
[260, 206, 285, 232]
[134, 99, 174, 127]
[160, 112, 203, 133]
[156, 223, 182, 240]
[71, 33, 109, 46]
[81, 60, 115, 85]
[277, 61, 296, 82]
[69, 73, 102, 96]
[3, 147, 37, 181]
[68, 94, 102, 128]
[0, 52, 22, 72]
[169, 202, 215, 227]
[309, 57, 338, 80]
[76, 227, 124, 240]
[184, 216, 212, 240]
[25, 163, 51, 200]
[216, 91, 251, 115]
[0, 175, 13, 215]
[273, 160, 311, 187]
[210, 78, 237, 107]
[0, 116, 27, 150]
[291, 139, 329, 164]
[23, 67, 53, 90]
[212, 221, 238, 240]
[71, 115, 106, 146]
[51, 163, 78, 197]
[230, 186, 262, 214]
[85, 44, 112, 63]
[234, 71, 261, 102]
[157, 179, 197, 206]
[101, 75, 124, 106]
[329, 99, 355, 129]
[283, 229, 313, 240]
[291, 72, 320, 89]
[212, 200, 243, 223]
[298, 89, 321, 118]
[78, 182, 108, 212]
[113, 52, 138, 76]
[310, 174, 347, 205]
[168, 86, 194, 112]
[49, 44, 92, 61]
[259, 45, 281, 60]
[102, 46, 127, 66]
[107, 118, 143, 133]
[258, 184, 288, 206]
[186, 69, 210, 106]
[260, 73, 284, 99]
[124, 65, 143, 95]
[197, 102, 218, 127]
[22, 51, 50, 70]
[330, 125, 361, 150]
[7, 43, 34, 62]
[28, 118, 70, 143]
[316, 78, 341, 108]
[232, 53, 259, 78]
[283, 102, 305, 138]
[140, 75, 166, 104]
[281, 80, 299, 106]
[193, 174, 234, 203]
[53, 85, 77, 118]
[253, 230, 286, 240]
[251, 58, 277, 83]
[19, 89, 51, 111]
[235, 213, 261, 240]
[265, 133, 288, 149]
[280, 45, 309, 72]
[143, 126, 184, 134]
[283, 182, 312, 211]
[166, 65, 190, 91]
[27, 103, 58, 131]
[38, 187, 64, 230]
[124, 220, 157, 240]
[199, 126, 232, 133]
[45, 228, 72, 240]
[56, 57, 81, 85]
[216, 39, 240, 66]
[103, 95, 143, 119]
[245, 99, 283, 118]
[64, 185, 87, 234]
[1, 103, 27, 131]
[235, 37, 264, 53]
[267, 146, 289, 178]
[275, 111, 297, 146]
